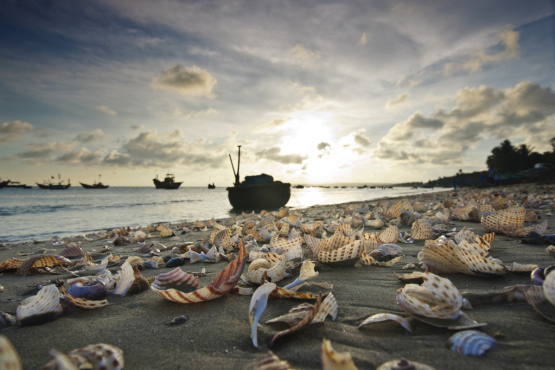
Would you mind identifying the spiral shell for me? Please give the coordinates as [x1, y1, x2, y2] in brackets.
[16, 284, 62, 326]
[448, 330, 495, 356]
[43, 343, 124, 370]
[247, 253, 286, 284]
[151, 267, 199, 290]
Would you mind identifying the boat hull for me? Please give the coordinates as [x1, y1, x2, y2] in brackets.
[36, 183, 71, 190]
[80, 182, 109, 189]
[226, 181, 291, 210]
[153, 179, 182, 189]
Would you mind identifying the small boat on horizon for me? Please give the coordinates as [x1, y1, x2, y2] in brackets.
[208, 183, 216, 189]
[226, 145, 291, 210]
[80, 174, 109, 189]
[153, 173, 182, 189]
[5, 181, 31, 189]
[0, 179, 10, 188]
[37, 175, 71, 190]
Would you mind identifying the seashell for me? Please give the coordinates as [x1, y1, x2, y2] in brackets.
[448, 330, 495, 356]
[61, 286, 109, 309]
[377, 358, 436, 370]
[152, 239, 247, 303]
[16, 284, 62, 326]
[315, 240, 363, 267]
[506, 262, 538, 273]
[143, 259, 161, 269]
[133, 244, 151, 254]
[256, 351, 293, 370]
[127, 265, 151, 295]
[266, 303, 313, 327]
[0, 335, 22, 370]
[132, 230, 147, 242]
[375, 255, 403, 267]
[17, 255, 71, 276]
[411, 219, 433, 240]
[321, 339, 357, 370]
[481, 206, 526, 233]
[165, 315, 187, 326]
[0, 311, 17, 328]
[157, 224, 175, 237]
[269, 292, 322, 348]
[59, 246, 86, 258]
[247, 253, 286, 284]
[547, 245, 555, 257]
[44, 343, 124, 370]
[151, 267, 199, 290]
[110, 261, 134, 296]
[67, 281, 107, 300]
[312, 293, 338, 323]
[379, 225, 399, 244]
[249, 282, 277, 348]
[270, 235, 303, 261]
[394, 271, 424, 284]
[0, 258, 26, 272]
[166, 257, 186, 268]
[462, 285, 526, 306]
[113, 235, 129, 246]
[358, 313, 412, 333]
[283, 260, 319, 290]
[270, 287, 316, 300]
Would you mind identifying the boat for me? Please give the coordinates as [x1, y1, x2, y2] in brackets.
[4, 181, 31, 189]
[226, 145, 291, 210]
[0, 179, 10, 188]
[80, 174, 109, 189]
[153, 173, 182, 189]
[37, 175, 71, 190]
[208, 183, 216, 189]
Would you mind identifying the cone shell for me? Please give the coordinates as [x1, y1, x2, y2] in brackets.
[448, 330, 495, 356]
[396, 273, 462, 320]
[16, 284, 62, 326]
[411, 219, 433, 240]
[320, 339, 357, 370]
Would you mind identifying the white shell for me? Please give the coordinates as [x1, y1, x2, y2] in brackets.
[16, 284, 62, 326]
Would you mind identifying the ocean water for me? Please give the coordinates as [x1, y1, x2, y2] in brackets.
[0, 186, 446, 243]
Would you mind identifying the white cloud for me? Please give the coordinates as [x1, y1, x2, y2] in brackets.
[357, 32, 370, 46]
[288, 44, 319, 66]
[0, 120, 33, 142]
[173, 107, 219, 118]
[74, 128, 109, 143]
[151, 65, 217, 98]
[255, 146, 307, 164]
[96, 105, 117, 116]
[385, 93, 410, 109]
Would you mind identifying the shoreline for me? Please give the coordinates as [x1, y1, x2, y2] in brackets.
[0, 183, 553, 369]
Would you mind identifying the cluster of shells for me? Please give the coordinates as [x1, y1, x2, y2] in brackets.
[0, 185, 554, 368]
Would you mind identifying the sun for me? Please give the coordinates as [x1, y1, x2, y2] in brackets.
[278, 112, 334, 158]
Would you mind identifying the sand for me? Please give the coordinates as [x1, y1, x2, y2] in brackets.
[0, 183, 554, 369]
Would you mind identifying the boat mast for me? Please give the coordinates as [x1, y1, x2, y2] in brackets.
[237, 145, 241, 185]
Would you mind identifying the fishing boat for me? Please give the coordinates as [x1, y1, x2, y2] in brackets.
[208, 183, 216, 189]
[37, 175, 71, 190]
[5, 181, 31, 189]
[0, 179, 10, 188]
[226, 145, 291, 210]
[80, 174, 109, 189]
[153, 173, 182, 189]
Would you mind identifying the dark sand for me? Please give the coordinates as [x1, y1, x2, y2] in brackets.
[1, 184, 554, 369]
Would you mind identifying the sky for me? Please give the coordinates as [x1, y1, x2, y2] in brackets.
[1, 0, 554, 187]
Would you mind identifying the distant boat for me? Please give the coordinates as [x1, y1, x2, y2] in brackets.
[208, 183, 216, 189]
[0, 179, 10, 188]
[37, 175, 71, 190]
[153, 173, 182, 189]
[80, 174, 109, 189]
[226, 145, 291, 210]
[5, 181, 31, 189]
[293, 185, 304, 189]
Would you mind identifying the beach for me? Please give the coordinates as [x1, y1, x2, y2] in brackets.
[0, 183, 554, 369]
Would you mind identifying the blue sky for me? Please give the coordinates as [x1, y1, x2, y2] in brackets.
[1, 0, 554, 186]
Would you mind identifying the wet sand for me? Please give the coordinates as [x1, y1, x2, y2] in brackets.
[0, 184, 554, 369]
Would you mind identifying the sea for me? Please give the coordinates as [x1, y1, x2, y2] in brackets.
[0, 186, 447, 243]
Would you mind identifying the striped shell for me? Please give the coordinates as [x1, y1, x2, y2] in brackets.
[396, 273, 462, 320]
[247, 253, 286, 285]
[378, 225, 399, 244]
[61, 286, 109, 309]
[151, 239, 247, 304]
[321, 339, 357, 370]
[358, 313, 412, 333]
[59, 246, 86, 258]
[411, 219, 433, 240]
[151, 267, 199, 290]
[0, 258, 25, 272]
[0, 335, 22, 370]
[43, 343, 124, 370]
[448, 330, 495, 356]
[315, 240, 363, 266]
[17, 255, 71, 276]
[16, 284, 62, 326]
[256, 351, 293, 370]
[0, 312, 16, 328]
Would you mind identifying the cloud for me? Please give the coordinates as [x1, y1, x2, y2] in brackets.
[74, 129, 109, 143]
[375, 81, 555, 164]
[151, 65, 217, 98]
[173, 107, 219, 118]
[9, 141, 77, 164]
[317, 142, 331, 151]
[96, 105, 117, 116]
[385, 93, 410, 109]
[57, 147, 107, 164]
[458, 29, 520, 74]
[288, 44, 319, 65]
[256, 117, 291, 132]
[357, 32, 370, 46]
[255, 146, 306, 164]
[0, 120, 33, 142]
[130, 124, 144, 130]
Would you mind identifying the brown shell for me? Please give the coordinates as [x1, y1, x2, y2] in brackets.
[270, 287, 317, 300]
[0, 258, 25, 272]
[0, 335, 22, 370]
[321, 339, 357, 370]
[59, 246, 86, 258]
[157, 224, 175, 237]
[411, 219, 433, 240]
[17, 256, 71, 276]
[315, 240, 363, 265]
[61, 286, 109, 309]
[256, 351, 293, 370]
[379, 225, 399, 244]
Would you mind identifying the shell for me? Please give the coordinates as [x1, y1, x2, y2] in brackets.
[157, 224, 175, 237]
[256, 351, 293, 370]
[59, 246, 86, 258]
[315, 240, 363, 266]
[270, 287, 317, 300]
[67, 281, 108, 300]
[0, 335, 22, 370]
[151, 267, 199, 290]
[546, 245, 555, 257]
[16, 284, 62, 326]
[321, 339, 357, 370]
[394, 271, 424, 284]
[269, 292, 322, 348]
[411, 219, 433, 240]
[166, 257, 186, 268]
[44, 343, 124, 370]
[152, 239, 247, 304]
[506, 262, 538, 273]
[0, 258, 25, 272]
[379, 225, 399, 244]
[249, 282, 277, 348]
[283, 260, 319, 290]
[377, 359, 436, 370]
[166, 315, 187, 326]
[0, 311, 17, 328]
[17, 255, 71, 276]
[312, 293, 338, 323]
[448, 330, 495, 356]
[247, 253, 286, 285]
[110, 261, 134, 296]
[61, 286, 109, 309]
[358, 313, 412, 333]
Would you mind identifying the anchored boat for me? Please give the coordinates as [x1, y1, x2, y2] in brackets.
[226, 145, 291, 210]
[153, 173, 182, 189]
[37, 175, 71, 190]
[80, 174, 109, 189]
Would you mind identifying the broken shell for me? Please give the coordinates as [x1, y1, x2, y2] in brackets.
[256, 351, 293, 370]
[410, 219, 433, 240]
[0, 335, 22, 370]
[315, 240, 364, 267]
[43, 343, 124, 370]
[165, 315, 187, 326]
[110, 261, 134, 296]
[166, 257, 186, 268]
[249, 282, 277, 348]
[0, 311, 16, 328]
[321, 339, 357, 370]
[67, 281, 107, 300]
[358, 313, 412, 333]
[17, 255, 71, 276]
[448, 330, 495, 356]
[61, 286, 109, 309]
[16, 284, 62, 326]
[377, 358, 436, 370]
[151, 267, 199, 290]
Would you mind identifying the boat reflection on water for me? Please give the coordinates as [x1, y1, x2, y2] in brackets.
[226, 145, 291, 211]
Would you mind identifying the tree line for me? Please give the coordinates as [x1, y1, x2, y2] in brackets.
[486, 138, 555, 174]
